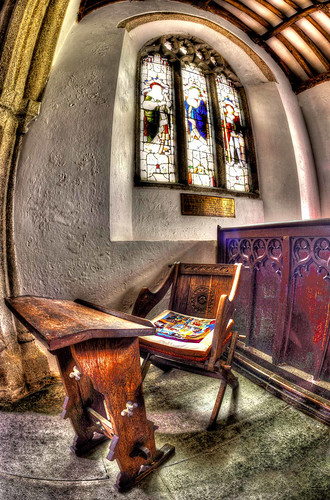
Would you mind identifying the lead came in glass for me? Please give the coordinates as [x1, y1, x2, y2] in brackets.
[216, 74, 251, 192]
[140, 54, 176, 183]
[182, 64, 216, 187]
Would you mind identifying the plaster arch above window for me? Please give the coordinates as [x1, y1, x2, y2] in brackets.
[109, 16, 301, 242]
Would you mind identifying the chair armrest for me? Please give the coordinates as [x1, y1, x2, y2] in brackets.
[207, 294, 233, 369]
[229, 263, 242, 302]
[132, 264, 178, 318]
[207, 264, 242, 370]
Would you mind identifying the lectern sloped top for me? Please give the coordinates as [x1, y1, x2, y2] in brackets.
[5, 296, 155, 351]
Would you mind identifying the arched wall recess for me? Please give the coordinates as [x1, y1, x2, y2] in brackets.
[110, 15, 311, 241]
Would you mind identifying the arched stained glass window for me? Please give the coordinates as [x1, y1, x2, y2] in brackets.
[182, 63, 216, 187]
[216, 74, 251, 192]
[140, 53, 176, 183]
[137, 36, 258, 195]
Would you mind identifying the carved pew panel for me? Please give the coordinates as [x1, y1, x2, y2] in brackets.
[226, 237, 283, 356]
[218, 220, 330, 396]
[284, 236, 330, 380]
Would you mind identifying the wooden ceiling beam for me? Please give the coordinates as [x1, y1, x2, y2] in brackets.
[261, 3, 327, 40]
[306, 14, 330, 43]
[180, 0, 252, 33]
[295, 70, 330, 93]
[277, 33, 317, 78]
[194, 0, 212, 6]
[244, 31, 301, 85]
[280, 0, 300, 9]
[221, 0, 271, 28]
[262, 39, 299, 83]
[292, 24, 330, 70]
[254, 0, 285, 19]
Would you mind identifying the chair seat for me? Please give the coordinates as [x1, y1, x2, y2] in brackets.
[139, 310, 231, 360]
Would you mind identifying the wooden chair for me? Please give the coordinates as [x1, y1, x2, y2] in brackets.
[132, 262, 242, 429]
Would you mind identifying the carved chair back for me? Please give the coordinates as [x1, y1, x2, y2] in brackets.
[169, 263, 238, 319]
[168, 263, 241, 368]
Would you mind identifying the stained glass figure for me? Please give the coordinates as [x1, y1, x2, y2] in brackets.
[140, 54, 176, 183]
[216, 74, 251, 192]
[182, 64, 216, 187]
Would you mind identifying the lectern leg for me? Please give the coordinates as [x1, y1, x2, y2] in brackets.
[72, 337, 174, 490]
[55, 347, 96, 453]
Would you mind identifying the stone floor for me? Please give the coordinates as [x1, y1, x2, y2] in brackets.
[0, 366, 329, 500]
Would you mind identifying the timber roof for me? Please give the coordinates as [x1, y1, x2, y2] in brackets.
[78, 0, 330, 93]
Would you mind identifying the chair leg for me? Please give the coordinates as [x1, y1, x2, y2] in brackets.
[207, 379, 227, 430]
[225, 331, 239, 390]
[227, 330, 238, 366]
[227, 371, 239, 389]
[150, 359, 173, 374]
[141, 353, 152, 381]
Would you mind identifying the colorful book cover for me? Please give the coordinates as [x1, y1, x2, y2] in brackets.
[153, 311, 215, 343]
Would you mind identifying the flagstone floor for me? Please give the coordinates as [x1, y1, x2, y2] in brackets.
[0, 366, 329, 500]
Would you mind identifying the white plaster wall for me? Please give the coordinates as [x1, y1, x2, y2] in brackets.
[276, 78, 321, 219]
[246, 82, 301, 222]
[298, 83, 330, 218]
[109, 30, 136, 241]
[14, 2, 223, 318]
[133, 189, 264, 240]
[13, 0, 317, 333]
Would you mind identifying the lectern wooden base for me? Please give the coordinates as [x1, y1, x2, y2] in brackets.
[6, 296, 175, 492]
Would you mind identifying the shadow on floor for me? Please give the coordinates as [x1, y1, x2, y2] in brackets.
[0, 368, 329, 500]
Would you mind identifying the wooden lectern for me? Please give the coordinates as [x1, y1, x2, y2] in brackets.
[5, 296, 174, 491]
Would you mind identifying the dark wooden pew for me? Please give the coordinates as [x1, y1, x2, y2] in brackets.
[217, 219, 330, 424]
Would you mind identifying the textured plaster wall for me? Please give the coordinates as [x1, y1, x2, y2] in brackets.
[133, 189, 264, 240]
[14, 3, 220, 323]
[13, 0, 315, 367]
[298, 83, 330, 218]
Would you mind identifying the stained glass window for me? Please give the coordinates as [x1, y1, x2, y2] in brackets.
[137, 36, 257, 194]
[216, 74, 251, 192]
[140, 53, 176, 183]
[182, 64, 216, 187]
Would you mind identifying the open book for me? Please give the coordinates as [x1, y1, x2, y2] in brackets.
[152, 310, 215, 343]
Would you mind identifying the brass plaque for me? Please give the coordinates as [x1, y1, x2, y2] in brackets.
[181, 193, 235, 218]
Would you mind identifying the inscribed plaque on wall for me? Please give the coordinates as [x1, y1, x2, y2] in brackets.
[181, 193, 235, 217]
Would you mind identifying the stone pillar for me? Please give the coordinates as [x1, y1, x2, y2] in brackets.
[0, 0, 70, 402]
[0, 97, 51, 402]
